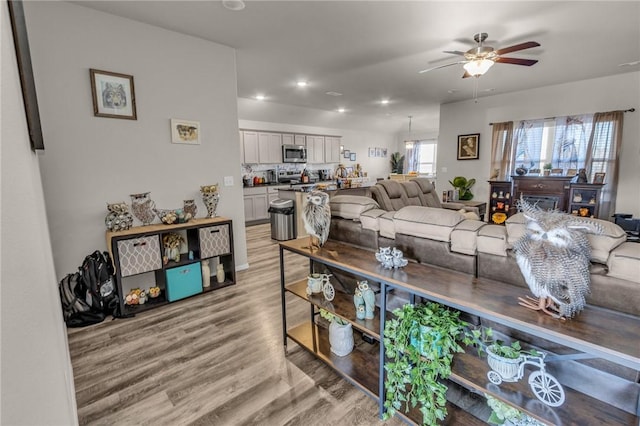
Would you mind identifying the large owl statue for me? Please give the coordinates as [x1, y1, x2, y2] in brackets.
[514, 200, 602, 319]
[302, 190, 331, 251]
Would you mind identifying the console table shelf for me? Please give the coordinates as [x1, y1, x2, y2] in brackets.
[279, 238, 640, 425]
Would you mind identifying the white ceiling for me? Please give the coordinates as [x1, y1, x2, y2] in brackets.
[72, 1, 640, 132]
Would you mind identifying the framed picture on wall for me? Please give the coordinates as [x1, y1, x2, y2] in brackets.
[457, 134, 479, 160]
[343, 149, 350, 158]
[171, 119, 201, 145]
[90, 69, 137, 120]
[350, 152, 356, 161]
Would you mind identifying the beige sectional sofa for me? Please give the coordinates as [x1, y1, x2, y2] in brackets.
[328, 178, 640, 317]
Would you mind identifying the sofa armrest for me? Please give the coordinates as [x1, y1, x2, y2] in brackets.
[442, 202, 481, 219]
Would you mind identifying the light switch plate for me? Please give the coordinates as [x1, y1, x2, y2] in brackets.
[223, 176, 234, 186]
[441, 167, 448, 173]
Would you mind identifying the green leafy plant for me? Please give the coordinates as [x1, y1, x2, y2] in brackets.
[485, 394, 544, 425]
[448, 176, 476, 200]
[382, 302, 481, 425]
[543, 162, 553, 170]
[319, 308, 348, 325]
[390, 152, 405, 174]
[488, 339, 539, 359]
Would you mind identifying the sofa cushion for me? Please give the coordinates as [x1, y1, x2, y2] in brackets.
[451, 220, 487, 255]
[607, 242, 640, 284]
[379, 211, 396, 239]
[360, 208, 385, 232]
[394, 206, 465, 242]
[477, 225, 508, 257]
[582, 218, 627, 264]
[370, 180, 409, 211]
[505, 213, 527, 247]
[330, 195, 379, 220]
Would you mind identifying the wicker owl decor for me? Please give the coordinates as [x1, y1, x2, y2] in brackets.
[514, 200, 603, 319]
[302, 190, 331, 251]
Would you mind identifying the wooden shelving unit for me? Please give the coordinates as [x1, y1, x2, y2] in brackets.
[279, 238, 640, 425]
[569, 183, 604, 218]
[107, 217, 235, 316]
[488, 180, 513, 224]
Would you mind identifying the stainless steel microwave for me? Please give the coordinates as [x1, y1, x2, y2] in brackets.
[282, 145, 307, 163]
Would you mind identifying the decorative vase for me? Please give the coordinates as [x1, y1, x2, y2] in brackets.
[130, 192, 156, 225]
[329, 321, 354, 356]
[183, 199, 197, 220]
[353, 287, 365, 320]
[200, 185, 220, 218]
[515, 166, 528, 176]
[543, 169, 551, 176]
[166, 246, 180, 263]
[105, 202, 134, 232]
[216, 264, 225, 283]
[359, 280, 375, 319]
[201, 261, 211, 288]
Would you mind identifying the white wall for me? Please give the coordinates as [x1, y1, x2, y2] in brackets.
[438, 72, 640, 216]
[239, 98, 398, 180]
[1, 1, 77, 423]
[25, 1, 248, 275]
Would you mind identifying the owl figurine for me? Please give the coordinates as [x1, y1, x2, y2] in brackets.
[514, 200, 602, 319]
[302, 190, 331, 251]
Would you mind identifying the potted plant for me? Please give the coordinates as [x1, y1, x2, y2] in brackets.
[543, 163, 552, 176]
[448, 176, 476, 200]
[485, 394, 545, 426]
[486, 339, 538, 382]
[390, 152, 405, 174]
[319, 309, 354, 356]
[382, 302, 481, 425]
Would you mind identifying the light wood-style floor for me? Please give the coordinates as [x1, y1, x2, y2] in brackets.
[68, 224, 403, 425]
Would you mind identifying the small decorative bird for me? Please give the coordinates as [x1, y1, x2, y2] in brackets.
[302, 190, 331, 251]
[514, 199, 602, 319]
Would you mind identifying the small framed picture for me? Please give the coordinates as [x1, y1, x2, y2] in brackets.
[368, 147, 375, 157]
[90, 69, 136, 120]
[343, 149, 350, 158]
[171, 119, 200, 145]
[457, 133, 479, 160]
[593, 172, 606, 184]
[566, 168, 577, 177]
[350, 152, 356, 161]
[382, 148, 388, 157]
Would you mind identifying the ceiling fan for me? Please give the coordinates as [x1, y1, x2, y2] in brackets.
[419, 33, 540, 78]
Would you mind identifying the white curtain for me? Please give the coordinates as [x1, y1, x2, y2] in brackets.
[512, 119, 545, 171]
[405, 141, 420, 173]
[552, 115, 593, 172]
[490, 121, 514, 180]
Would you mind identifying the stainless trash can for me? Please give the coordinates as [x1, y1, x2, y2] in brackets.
[268, 199, 295, 241]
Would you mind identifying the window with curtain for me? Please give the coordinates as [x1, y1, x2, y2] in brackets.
[490, 110, 625, 218]
[405, 139, 437, 175]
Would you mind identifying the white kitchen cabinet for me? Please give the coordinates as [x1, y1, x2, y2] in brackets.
[324, 136, 341, 163]
[243, 187, 269, 221]
[306, 135, 325, 163]
[294, 134, 306, 146]
[281, 134, 294, 145]
[258, 132, 283, 164]
[242, 131, 259, 164]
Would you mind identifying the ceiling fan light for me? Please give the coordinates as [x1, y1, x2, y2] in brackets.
[463, 59, 495, 76]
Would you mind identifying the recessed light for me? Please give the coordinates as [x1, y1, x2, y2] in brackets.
[326, 91, 343, 97]
[255, 94, 265, 101]
[380, 99, 390, 105]
[222, 0, 245, 11]
[296, 81, 308, 87]
[337, 108, 346, 113]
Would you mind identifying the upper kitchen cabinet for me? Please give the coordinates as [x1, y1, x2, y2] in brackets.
[258, 132, 283, 163]
[294, 135, 306, 146]
[306, 135, 325, 163]
[242, 131, 259, 164]
[282, 134, 294, 145]
[324, 136, 342, 163]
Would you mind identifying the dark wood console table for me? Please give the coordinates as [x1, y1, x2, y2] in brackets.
[512, 175, 574, 212]
[279, 238, 640, 425]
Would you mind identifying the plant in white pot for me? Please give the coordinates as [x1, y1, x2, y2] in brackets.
[319, 309, 354, 356]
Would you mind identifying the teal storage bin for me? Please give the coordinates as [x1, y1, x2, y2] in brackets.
[166, 263, 202, 302]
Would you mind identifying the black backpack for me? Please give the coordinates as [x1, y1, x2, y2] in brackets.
[59, 250, 127, 327]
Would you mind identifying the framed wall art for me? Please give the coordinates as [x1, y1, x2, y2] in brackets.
[170, 119, 200, 145]
[90, 69, 137, 120]
[343, 149, 351, 158]
[457, 134, 479, 160]
[350, 152, 356, 161]
[593, 172, 606, 184]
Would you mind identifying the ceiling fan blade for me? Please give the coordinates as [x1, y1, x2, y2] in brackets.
[462, 71, 473, 79]
[494, 41, 540, 56]
[443, 50, 467, 56]
[419, 61, 467, 74]
[494, 57, 539, 66]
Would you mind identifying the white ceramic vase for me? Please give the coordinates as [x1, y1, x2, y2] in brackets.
[201, 261, 211, 288]
[329, 321, 354, 356]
